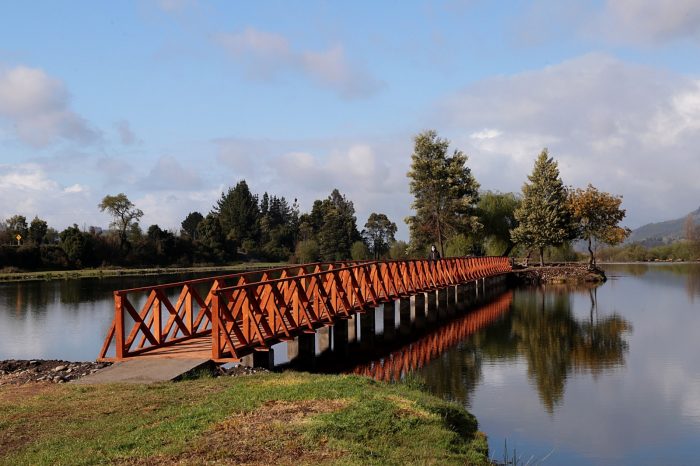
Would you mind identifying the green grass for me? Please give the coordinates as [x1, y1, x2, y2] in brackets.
[0, 372, 490, 465]
[0, 262, 286, 282]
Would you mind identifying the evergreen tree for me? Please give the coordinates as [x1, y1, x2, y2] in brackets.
[215, 180, 259, 248]
[195, 213, 226, 261]
[181, 211, 204, 239]
[406, 130, 481, 256]
[511, 149, 573, 266]
[310, 189, 361, 261]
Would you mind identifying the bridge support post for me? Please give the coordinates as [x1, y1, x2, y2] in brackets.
[413, 294, 426, 328]
[446, 286, 456, 315]
[318, 326, 331, 354]
[287, 338, 299, 362]
[297, 333, 316, 365]
[348, 314, 357, 342]
[399, 298, 411, 335]
[383, 302, 396, 340]
[332, 320, 349, 355]
[253, 349, 275, 369]
[426, 291, 438, 322]
[437, 288, 448, 318]
[456, 284, 468, 311]
[360, 310, 376, 348]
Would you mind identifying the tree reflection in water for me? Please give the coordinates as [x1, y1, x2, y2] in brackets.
[512, 286, 631, 412]
[416, 284, 632, 413]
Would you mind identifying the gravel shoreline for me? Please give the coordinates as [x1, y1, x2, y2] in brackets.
[0, 360, 111, 385]
[0, 359, 268, 385]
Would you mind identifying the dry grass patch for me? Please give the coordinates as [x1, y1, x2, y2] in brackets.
[129, 399, 349, 465]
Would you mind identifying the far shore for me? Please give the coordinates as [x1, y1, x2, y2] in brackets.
[1, 259, 698, 284]
[0, 262, 286, 283]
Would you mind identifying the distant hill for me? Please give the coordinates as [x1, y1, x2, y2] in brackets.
[628, 206, 700, 246]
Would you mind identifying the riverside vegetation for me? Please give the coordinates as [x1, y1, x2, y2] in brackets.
[0, 372, 490, 465]
[1, 131, 637, 276]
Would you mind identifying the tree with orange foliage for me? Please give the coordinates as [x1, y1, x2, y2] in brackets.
[569, 185, 630, 267]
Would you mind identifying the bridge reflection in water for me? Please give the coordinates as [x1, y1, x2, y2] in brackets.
[277, 279, 512, 380]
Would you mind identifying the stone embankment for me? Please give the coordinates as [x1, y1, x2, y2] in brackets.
[511, 263, 606, 285]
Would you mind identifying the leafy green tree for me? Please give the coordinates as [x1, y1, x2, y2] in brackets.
[363, 213, 397, 259]
[406, 130, 481, 256]
[98, 193, 144, 250]
[59, 224, 89, 265]
[6, 215, 28, 242]
[295, 239, 320, 263]
[28, 216, 48, 245]
[569, 184, 630, 267]
[351, 240, 371, 260]
[215, 180, 259, 247]
[181, 211, 204, 239]
[478, 191, 521, 256]
[511, 149, 573, 266]
[388, 240, 410, 259]
[445, 233, 482, 257]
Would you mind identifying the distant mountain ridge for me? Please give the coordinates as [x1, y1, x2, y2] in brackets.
[628, 206, 700, 246]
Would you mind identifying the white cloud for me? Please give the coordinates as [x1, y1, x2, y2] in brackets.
[215, 136, 414, 238]
[0, 163, 95, 228]
[0, 65, 99, 147]
[217, 27, 384, 99]
[437, 53, 700, 227]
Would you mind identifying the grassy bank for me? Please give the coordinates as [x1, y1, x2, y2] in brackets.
[0, 262, 286, 283]
[0, 372, 489, 465]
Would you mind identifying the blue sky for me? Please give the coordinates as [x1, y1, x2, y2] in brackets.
[1, 0, 700, 238]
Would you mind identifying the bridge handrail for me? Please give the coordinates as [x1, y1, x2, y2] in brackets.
[99, 260, 370, 360]
[99, 256, 511, 361]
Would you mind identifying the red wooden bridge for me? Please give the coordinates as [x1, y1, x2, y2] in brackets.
[98, 257, 512, 363]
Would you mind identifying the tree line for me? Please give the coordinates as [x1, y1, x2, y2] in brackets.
[1, 130, 631, 271]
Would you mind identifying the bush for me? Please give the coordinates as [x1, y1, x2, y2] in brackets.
[295, 239, 320, 263]
[388, 240, 409, 260]
[351, 241, 370, 260]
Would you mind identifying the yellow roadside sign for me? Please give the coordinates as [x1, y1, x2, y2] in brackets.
[15, 234, 21, 241]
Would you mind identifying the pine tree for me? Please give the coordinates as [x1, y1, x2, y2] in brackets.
[215, 180, 260, 247]
[406, 130, 481, 256]
[511, 149, 573, 266]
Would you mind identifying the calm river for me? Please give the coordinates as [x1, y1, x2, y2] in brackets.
[0, 264, 699, 464]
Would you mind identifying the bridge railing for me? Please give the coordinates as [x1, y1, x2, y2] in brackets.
[211, 256, 511, 360]
[99, 256, 511, 361]
[98, 261, 371, 361]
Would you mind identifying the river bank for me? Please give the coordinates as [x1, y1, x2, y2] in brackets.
[0, 371, 491, 465]
[0, 262, 285, 283]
